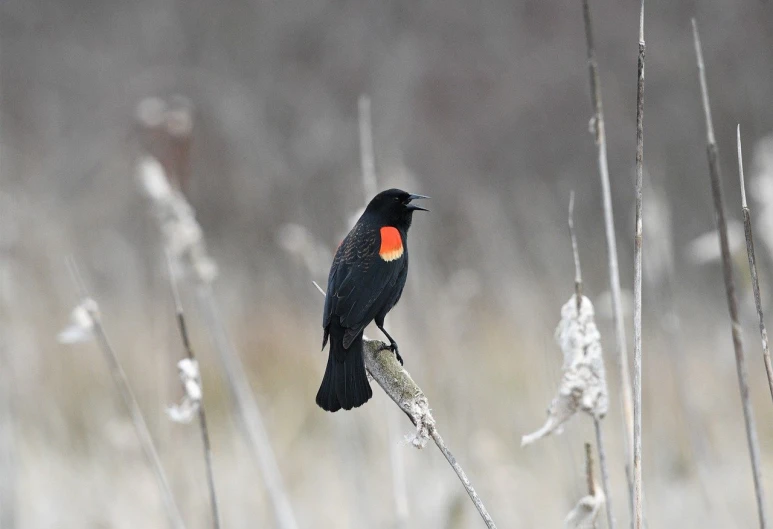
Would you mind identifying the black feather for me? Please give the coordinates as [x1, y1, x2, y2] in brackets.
[316, 188, 427, 412]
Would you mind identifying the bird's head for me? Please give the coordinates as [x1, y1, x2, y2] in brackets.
[364, 188, 429, 229]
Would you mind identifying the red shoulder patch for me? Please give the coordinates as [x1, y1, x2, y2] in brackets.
[379, 226, 404, 261]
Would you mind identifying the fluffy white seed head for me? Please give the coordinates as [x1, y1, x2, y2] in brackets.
[167, 358, 202, 424]
[57, 298, 99, 344]
[522, 295, 609, 446]
[564, 486, 605, 529]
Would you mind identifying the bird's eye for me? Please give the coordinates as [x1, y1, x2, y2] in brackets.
[394, 197, 400, 202]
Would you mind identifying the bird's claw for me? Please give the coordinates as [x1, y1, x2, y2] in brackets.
[380, 342, 403, 366]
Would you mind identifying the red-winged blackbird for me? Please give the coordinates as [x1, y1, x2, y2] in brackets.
[316, 189, 429, 412]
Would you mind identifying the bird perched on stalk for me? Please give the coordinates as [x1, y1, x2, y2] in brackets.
[316, 188, 429, 412]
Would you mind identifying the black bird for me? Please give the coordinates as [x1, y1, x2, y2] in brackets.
[316, 188, 429, 412]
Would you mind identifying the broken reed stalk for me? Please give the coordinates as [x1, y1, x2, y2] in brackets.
[568, 192, 583, 310]
[593, 420, 613, 529]
[362, 340, 498, 529]
[585, 442, 595, 498]
[565, 441, 605, 529]
[737, 127, 773, 404]
[692, 20, 768, 529]
[580, 0, 635, 506]
[312, 283, 497, 528]
[632, 2, 645, 529]
[65, 259, 187, 529]
[167, 258, 221, 529]
[568, 194, 615, 529]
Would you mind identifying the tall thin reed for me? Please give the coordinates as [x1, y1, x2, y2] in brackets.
[65, 258, 186, 529]
[136, 101, 299, 529]
[166, 257, 221, 529]
[312, 284, 498, 528]
[692, 20, 768, 529]
[737, 126, 773, 404]
[580, 0, 635, 506]
[569, 192, 615, 529]
[632, 2, 646, 528]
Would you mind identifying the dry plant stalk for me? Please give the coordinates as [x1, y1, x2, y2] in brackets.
[593, 420, 612, 529]
[692, 20, 769, 529]
[580, 0, 635, 504]
[362, 340, 498, 529]
[358, 94, 410, 529]
[167, 259, 221, 529]
[632, 2, 645, 528]
[569, 194, 615, 529]
[312, 283, 497, 527]
[61, 260, 186, 529]
[136, 149, 299, 529]
[737, 127, 773, 403]
[565, 442, 605, 529]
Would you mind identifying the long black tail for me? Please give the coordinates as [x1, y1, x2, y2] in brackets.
[316, 331, 372, 412]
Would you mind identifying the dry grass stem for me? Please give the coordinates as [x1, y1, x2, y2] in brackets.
[167, 258, 221, 529]
[737, 126, 773, 404]
[580, 0, 635, 504]
[692, 20, 768, 529]
[585, 442, 595, 497]
[593, 420, 613, 529]
[568, 192, 583, 308]
[569, 194, 615, 529]
[311, 283, 496, 527]
[137, 151, 299, 529]
[62, 259, 187, 529]
[632, 2, 645, 528]
[362, 340, 498, 529]
[564, 442, 605, 529]
[195, 284, 299, 529]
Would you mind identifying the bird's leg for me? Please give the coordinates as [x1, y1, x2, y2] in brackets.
[376, 323, 403, 365]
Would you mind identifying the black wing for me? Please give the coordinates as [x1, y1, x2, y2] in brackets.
[323, 222, 406, 345]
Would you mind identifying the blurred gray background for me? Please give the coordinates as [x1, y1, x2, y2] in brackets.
[2, 0, 773, 527]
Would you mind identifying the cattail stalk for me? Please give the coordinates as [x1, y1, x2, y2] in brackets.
[65, 259, 186, 529]
[564, 442, 605, 529]
[692, 20, 768, 529]
[135, 135, 298, 529]
[580, 0, 635, 506]
[569, 193, 615, 529]
[194, 285, 299, 529]
[363, 340, 498, 529]
[632, 2, 645, 528]
[312, 283, 498, 528]
[737, 126, 773, 404]
[167, 257, 221, 529]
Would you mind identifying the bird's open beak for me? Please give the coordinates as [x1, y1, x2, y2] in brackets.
[406, 194, 430, 212]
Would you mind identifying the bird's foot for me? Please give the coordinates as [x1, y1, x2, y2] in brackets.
[379, 341, 403, 366]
